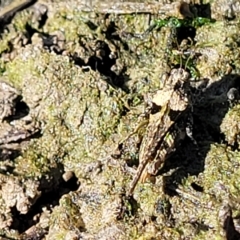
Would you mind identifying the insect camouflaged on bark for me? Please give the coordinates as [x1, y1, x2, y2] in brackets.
[128, 68, 191, 196]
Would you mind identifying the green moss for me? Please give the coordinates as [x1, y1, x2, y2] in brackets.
[1, 0, 240, 239]
[154, 17, 215, 29]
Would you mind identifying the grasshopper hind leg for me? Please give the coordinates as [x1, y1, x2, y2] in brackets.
[128, 159, 151, 196]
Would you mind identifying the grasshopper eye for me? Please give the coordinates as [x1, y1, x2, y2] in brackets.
[179, 69, 190, 82]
